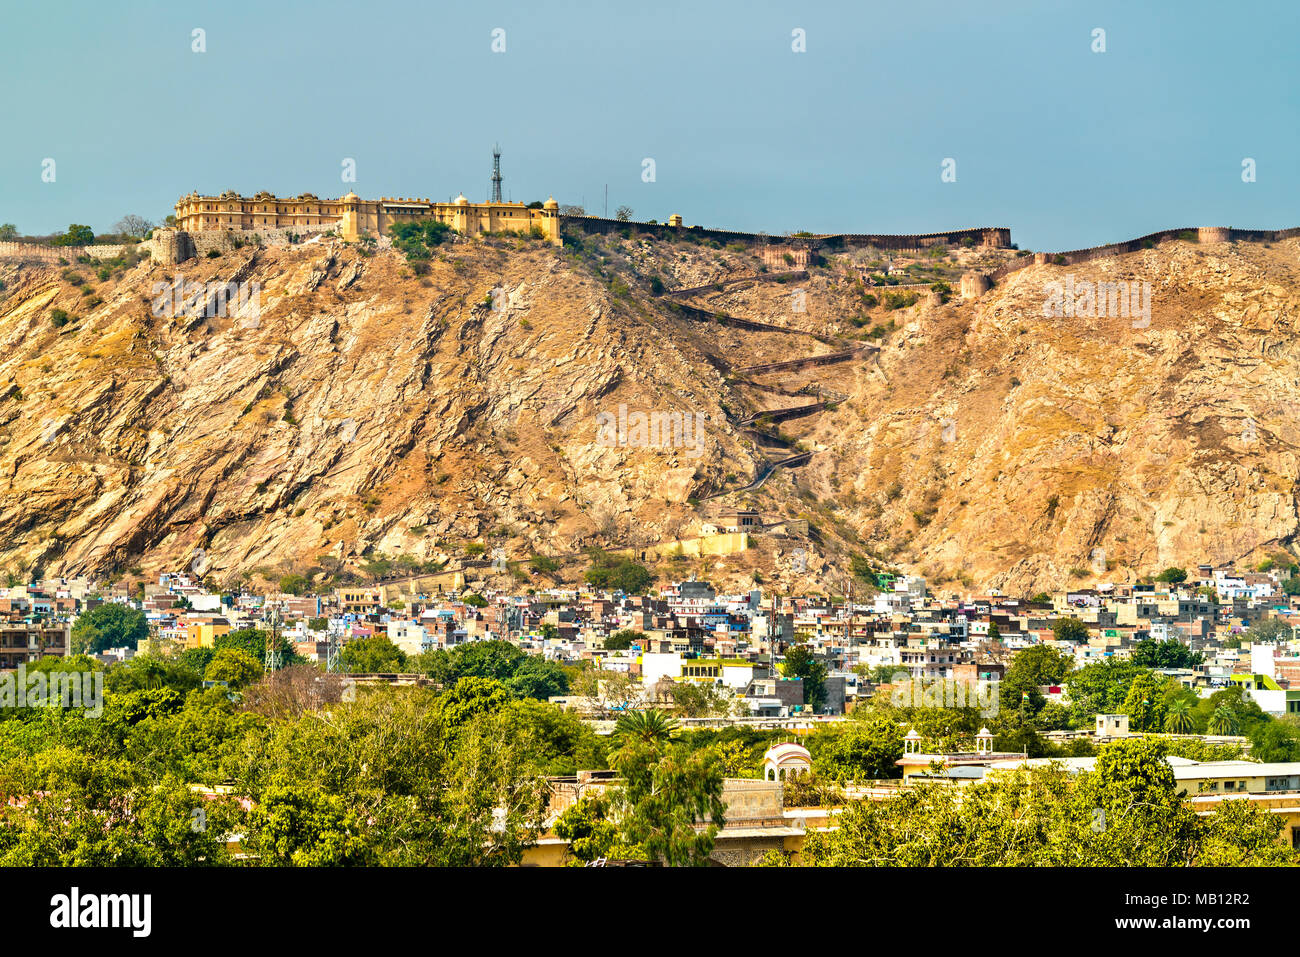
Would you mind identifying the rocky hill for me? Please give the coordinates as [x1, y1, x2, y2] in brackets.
[0, 229, 1296, 596]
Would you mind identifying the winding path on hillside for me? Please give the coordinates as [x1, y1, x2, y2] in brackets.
[654, 270, 862, 499]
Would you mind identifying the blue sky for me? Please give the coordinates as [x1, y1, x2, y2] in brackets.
[1, 0, 1296, 250]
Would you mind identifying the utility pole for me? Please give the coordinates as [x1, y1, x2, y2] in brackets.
[604, 184, 608, 218]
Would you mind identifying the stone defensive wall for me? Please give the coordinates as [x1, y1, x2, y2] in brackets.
[733, 347, 868, 375]
[658, 270, 810, 299]
[561, 215, 1013, 251]
[144, 223, 337, 264]
[823, 227, 1011, 250]
[0, 226, 341, 267]
[377, 568, 466, 602]
[983, 225, 1300, 286]
[668, 301, 838, 342]
[611, 531, 751, 563]
[0, 241, 129, 262]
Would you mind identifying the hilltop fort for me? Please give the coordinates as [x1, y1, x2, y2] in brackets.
[171, 189, 563, 246]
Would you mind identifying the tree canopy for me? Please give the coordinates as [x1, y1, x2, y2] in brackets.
[70, 602, 148, 655]
[583, 551, 654, 594]
[803, 738, 1292, 866]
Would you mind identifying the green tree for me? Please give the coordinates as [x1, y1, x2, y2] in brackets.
[1164, 699, 1195, 734]
[782, 644, 828, 711]
[52, 224, 94, 246]
[1051, 616, 1089, 643]
[226, 691, 548, 866]
[100, 654, 201, 696]
[278, 573, 310, 595]
[435, 676, 512, 728]
[553, 796, 619, 863]
[339, 636, 407, 673]
[203, 648, 264, 688]
[798, 737, 1295, 868]
[612, 709, 678, 749]
[70, 603, 149, 655]
[0, 224, 17, 241]
[811, 715, 904, 781]
[246, 784, 375, 866]
[1002, 643, 1074, 715]
[389, 219, 452, 260]
[850, 553, 877, 583]
[1194, 798, 1293, 865]
[418, 639, 525, 685]
[670, 682, 734, 718]
[1131, 637, 1204, 669]
[0, 771, 244, 866]
[1250, 720, 1300, 762]
[1065, 658, 1145, 721]
[504, 655, 569, 700]
[1121, 671, 1170, 732]
[491, 697, 608, 775]
[604, 629, 646, 651]
[177, 646, 216, 676]
[1207, 705, 1240, 736]
[1155, 567, 1188, 584]
[213, 627, 299, 665]
[1072, 738, 1198, 866]
[584, 551, 654, 594]
[609, 741, 726, 866]
[528, 554, 560, 576]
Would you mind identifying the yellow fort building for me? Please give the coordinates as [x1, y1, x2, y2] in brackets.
[172, 189, 562, 246]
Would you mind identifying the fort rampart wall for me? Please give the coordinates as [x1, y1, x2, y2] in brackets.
[561, 216, 1011, 251]
[982, 226, 1300, 287]
[0, 242, 129, 262]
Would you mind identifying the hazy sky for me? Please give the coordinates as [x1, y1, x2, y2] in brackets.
[2, 0, 1296, 249]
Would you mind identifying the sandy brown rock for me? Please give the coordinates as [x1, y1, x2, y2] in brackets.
[0, 234, 1296, 597]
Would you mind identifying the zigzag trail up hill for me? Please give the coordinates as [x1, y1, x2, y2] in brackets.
[0, 230, 1297, 597]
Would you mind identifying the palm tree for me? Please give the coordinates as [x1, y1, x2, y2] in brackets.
[1164, 700, 1195, 734]
[1207, 705, 1240, 736]
[612, 708, 679, 747]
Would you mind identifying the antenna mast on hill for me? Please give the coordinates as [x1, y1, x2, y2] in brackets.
[491, 145, 503, 203]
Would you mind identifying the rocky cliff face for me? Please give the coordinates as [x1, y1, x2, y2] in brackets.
[0, 232, 1296, 595]
[795, 238, 1300, 594]
[0, 238, 757, 587]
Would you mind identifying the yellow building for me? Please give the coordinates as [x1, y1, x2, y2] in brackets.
[174, 190, 340, 232]
[336, 588, 381, 612]
[173, 190, 562, 246]
[1176, 761, 1300, 847]
[185, 617, 232, 650]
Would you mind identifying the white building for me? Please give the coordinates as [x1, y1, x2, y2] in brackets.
[388, 620, 430, 657]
